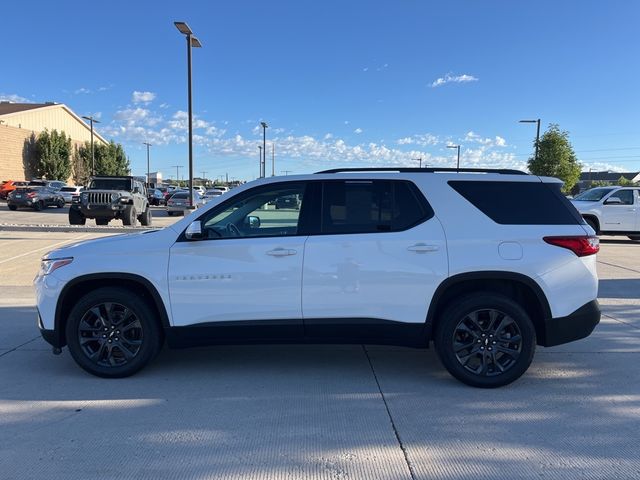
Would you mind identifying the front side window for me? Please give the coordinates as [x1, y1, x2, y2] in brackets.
[200, 183, 307, 239]
[608, 190, 634, 205]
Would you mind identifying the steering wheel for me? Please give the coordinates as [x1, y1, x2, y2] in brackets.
[226, 223, 241, 237]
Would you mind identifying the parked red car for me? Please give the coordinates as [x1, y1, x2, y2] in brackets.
[0, 181, 28, 199]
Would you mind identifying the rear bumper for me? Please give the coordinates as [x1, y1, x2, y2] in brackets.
[540, 299, 600, 347]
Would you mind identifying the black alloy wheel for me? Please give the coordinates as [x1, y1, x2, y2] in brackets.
[435, 292, 536, 388]
[66, 287, 162, 377]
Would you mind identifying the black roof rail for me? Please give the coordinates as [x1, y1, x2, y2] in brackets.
[315, 167, 528, 175]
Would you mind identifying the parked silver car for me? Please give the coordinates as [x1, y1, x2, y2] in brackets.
[166, 191, 205, 216]
[7, 187, 65, 210]
[59, 186, 84, 203]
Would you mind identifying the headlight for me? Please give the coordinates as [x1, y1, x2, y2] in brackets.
[39, 257, 73, 276]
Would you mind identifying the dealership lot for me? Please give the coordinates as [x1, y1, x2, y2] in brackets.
[0, 219, 639, 478]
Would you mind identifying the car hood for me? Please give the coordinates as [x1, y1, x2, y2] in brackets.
[44, 228, 176, 259]
[570, 200, 600, 212]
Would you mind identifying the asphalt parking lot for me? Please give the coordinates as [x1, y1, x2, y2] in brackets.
[1, 213, 639, 479]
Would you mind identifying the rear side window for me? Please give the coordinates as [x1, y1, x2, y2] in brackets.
[448, 181, 583, 225]
[321, 180, 431, 234]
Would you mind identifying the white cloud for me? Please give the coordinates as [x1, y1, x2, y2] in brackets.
[354, 128, 363, 134]
[0, 93, 29, 102]
[430, 73, 478, 88]
[324, 133, 333, 140]
[132, 91, 156, 104]
[464, 131, 507, 148]
[495, 136, 507, 147]
[397, 133, 440, 147]
[74, 87, 91, 94]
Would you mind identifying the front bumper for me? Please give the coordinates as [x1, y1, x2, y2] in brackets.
[540, 299, 600, 347]
[38, 310, 63, 348]
[75, 204, 125, 218]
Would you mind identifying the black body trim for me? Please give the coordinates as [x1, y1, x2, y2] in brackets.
[316, 167, 528, 175]
[165, 318, 427, 349]
[540, 300, 600, 347]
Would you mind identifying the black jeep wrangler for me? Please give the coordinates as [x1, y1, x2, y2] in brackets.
[69, 176, 151, 226]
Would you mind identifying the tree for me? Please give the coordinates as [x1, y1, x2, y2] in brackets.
[73, 145, 91, 186]
[617, 176, 637, 187]
[34, 129, 72, 180]
[78, 140, 130, 178]
[527, 124, 581, 193]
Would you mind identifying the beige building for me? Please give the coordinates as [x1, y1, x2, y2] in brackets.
[0, 102, 107, 182]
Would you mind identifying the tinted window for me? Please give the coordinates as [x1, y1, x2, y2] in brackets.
[321, 180, 430, 234]
[90, 179, 131, 190]
[449, 181, 583, 225]
[609, 190, 634, 205]
[573, 187, 615, 201]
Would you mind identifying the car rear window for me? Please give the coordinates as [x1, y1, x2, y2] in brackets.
[448, 181, 584, 225]
[60, 187, 77, 192]
[172, 193, 188, 199]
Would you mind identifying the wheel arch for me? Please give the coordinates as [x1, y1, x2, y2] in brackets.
[425, 271, 552, 346]
[54, 273, 171, 347]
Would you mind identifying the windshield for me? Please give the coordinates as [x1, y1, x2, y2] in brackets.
[573, 187, 616, 201]
[89, 178, 131, 190]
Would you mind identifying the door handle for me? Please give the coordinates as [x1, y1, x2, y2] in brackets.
[266, 248, 296, 257]
[407, 243, 439, 253]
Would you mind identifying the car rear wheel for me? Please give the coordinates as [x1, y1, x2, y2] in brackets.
[33, 201, 44, 211]
[434, 292, 536, 388]
[56, 199, 64, 208]
[629, 235, 640, 241]
[65, 287, 162, 378]
[167, 211, 174, 216]
[8, 204, 17, 211]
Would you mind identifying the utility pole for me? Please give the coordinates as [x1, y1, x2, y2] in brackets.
[143, 142, 152, 187]
[447, 145, 461, 171]
[226, 172, 228, 184]
[271, 143, 275, 176]
[201, 171, 207, 187]
[519, 118, 541, 161]
[82, 116, 101, 175]
[172, 165, 183, 185]
[260, 121, 268, 178]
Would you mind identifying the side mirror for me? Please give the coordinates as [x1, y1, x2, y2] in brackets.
[604, 196, 622, 205]
[245, 215, 261, 229]
[185, 221, 203, 240]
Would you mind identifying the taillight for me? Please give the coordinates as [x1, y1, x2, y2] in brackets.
[27, 192, 37, 198]
[543, 236, 599, 257]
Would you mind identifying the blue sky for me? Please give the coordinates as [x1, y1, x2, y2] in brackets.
[2, 0, 640, 181]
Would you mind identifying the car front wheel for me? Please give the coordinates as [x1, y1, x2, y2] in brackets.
[65, 287, 162, 378]
[435, 292, 536, 388]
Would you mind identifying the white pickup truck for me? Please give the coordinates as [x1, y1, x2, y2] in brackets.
[571, 186, 640, 240]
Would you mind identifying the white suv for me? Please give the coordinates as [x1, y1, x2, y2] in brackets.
[35, 168, 600, 387]
[571, 186, 640, 241]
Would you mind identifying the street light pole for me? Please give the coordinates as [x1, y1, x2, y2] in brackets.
[412, 157, 422, 168]
[201, 171, 207, 187]
[174, 21, 202, 208]
[260, 121, 268, 178]
[258, 146, 263, 178]
[447, 145, 461, 170]
[82, 116, 101, 175]
[272, 143, 275, 176]
[143, 142, 152, 187]
[172, 165, 183, 185]
[519, 118, 541, 161]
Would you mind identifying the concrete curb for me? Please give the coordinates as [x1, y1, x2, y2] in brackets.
[0, 223, 160, 233]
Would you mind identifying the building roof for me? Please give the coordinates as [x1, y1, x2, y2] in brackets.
[0, 102, 57, 115]
[579, 171, 640, 182]
[0, 102, 107, 144]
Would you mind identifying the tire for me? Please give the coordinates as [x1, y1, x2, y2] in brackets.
[8, 204, 17, 211]
[95, 218, 110, 226]
[69, 208, 86, 225]
[33, 200, 44, 211]
[56, 199, 64, 208]
[65, 287, 163, 378]
[167, 211, 174, 216]
[628, 235, 640, 241]
[434, 292, 536, 388]
[584, 217, 598, 234]
[139, 207, 152, 226]
[122, 205, 137, 226]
